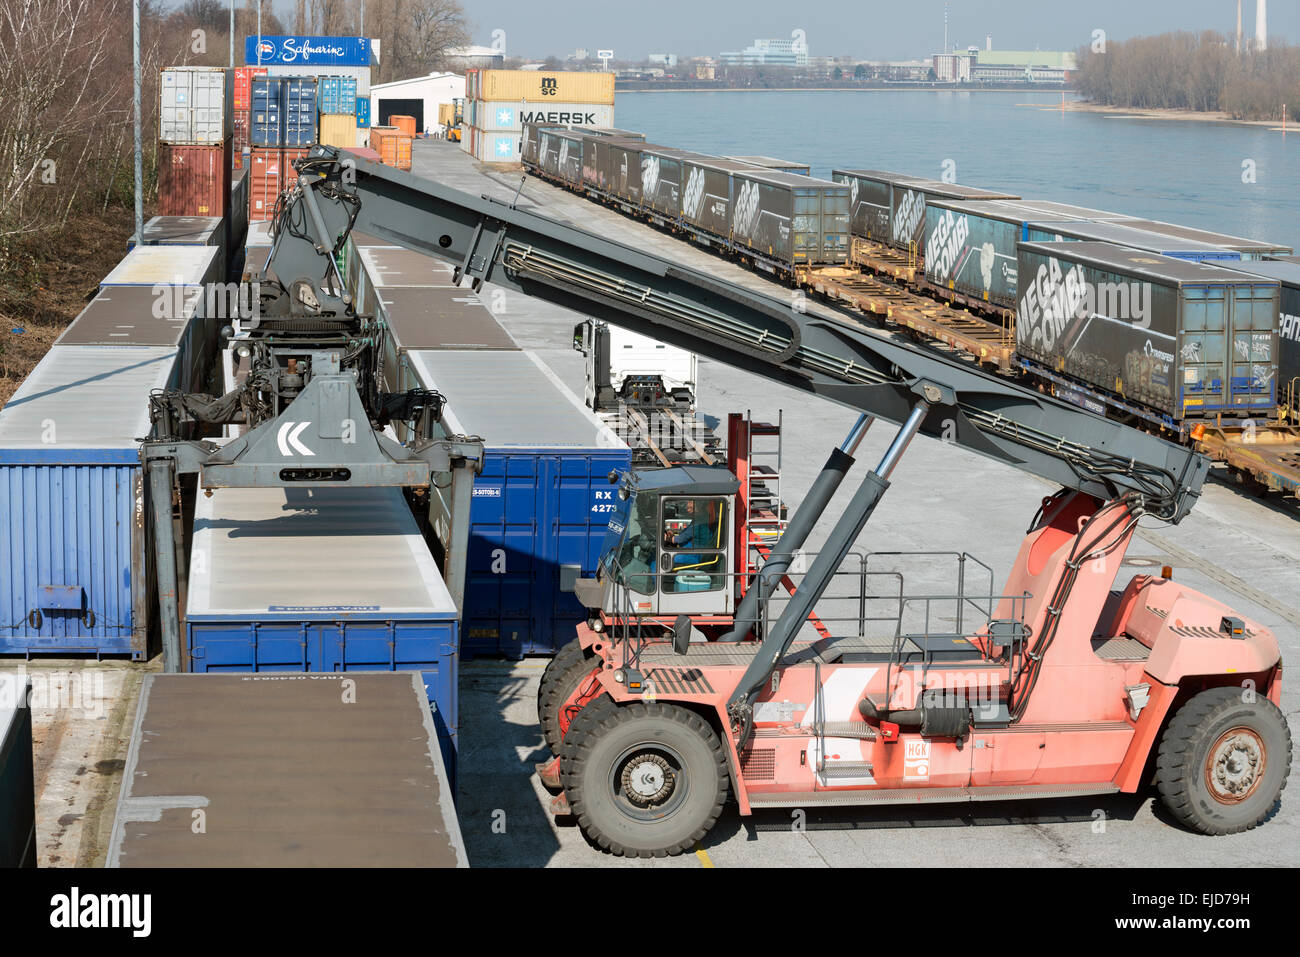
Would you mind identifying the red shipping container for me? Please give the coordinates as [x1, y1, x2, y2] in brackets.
[157, 139, 233, 220]
[233, 66, 267, 112]
[248, 146, 309, 222]
[233, 110, 250, 165]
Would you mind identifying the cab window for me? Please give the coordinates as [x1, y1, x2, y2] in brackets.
[660, 496, 728, 593]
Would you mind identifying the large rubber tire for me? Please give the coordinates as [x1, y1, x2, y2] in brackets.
[560, 700, 729, 858]
[540, 654, 604, 754]
[1155, 686, 1291, 835]
[536, 637, 588, 728]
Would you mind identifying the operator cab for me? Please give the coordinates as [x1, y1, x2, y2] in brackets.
[579, 466, 739, 619]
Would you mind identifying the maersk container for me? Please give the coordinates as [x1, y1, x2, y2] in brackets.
[924, 199, 1088, 309]
[0, 674, 34, 867]
[184, 486, 462, 749]
[731, 169, 851, 270]
[1024, 220, 1246, 264]
[474, 101, 615, 134]
[681, 157, 752, 238]
[375, 285, 518, 390]
[1120, 220, 1292, 261]
[1221, 258, 1300, 414]
[160, 67, 232, 145]
[1016, 241, 1280, 423]
[0, 345, 187, 657]
[400, 350, 632, 658]
[725, 155, 811, 175]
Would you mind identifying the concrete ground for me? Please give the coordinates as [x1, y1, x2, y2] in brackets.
[10, 137, 1299, 868]
[418, 139, 1300, 867]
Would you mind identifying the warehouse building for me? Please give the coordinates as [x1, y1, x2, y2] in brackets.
[369, 72, 466, 133]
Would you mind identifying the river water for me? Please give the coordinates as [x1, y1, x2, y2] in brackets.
[616, 90, 1300, 251]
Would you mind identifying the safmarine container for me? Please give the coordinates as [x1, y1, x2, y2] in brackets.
[159, 67, 232, 144]
[0, 343, 188, 656]
[184, 486, 463, 748]
[250, 76, 284, 146]
[1016, 241, 1280, 422]
[0, 674, 34, 867]
[731, 169, 851, 270]
[400, 350, 632, 657]
[318, 75, 358, 114]
[1024, 220, 1247, 263]
[1222, 258, 1300, 414]
[157, 141, 233, 220]
[282, 77, 318, 147]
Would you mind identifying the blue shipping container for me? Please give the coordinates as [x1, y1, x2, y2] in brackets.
[401, 350, 632, 658]
[184, 486, 461, 751]
[356, 97, 370, 128]
[1024, 221, 1245, 263]
[250, 76, 283, 146]
[318, 76, 358, 115]
[282, 77, 318, 147]
[0, 345, 186, 657]
[246, 35, 373, 67]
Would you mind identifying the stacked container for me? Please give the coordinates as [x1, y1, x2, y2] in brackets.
[157, 67, 233, 221]
[231, 66, 266, 164]
[247, 145, 308, 222]
[318, 76, 360, 148]
[282, 77, 318, 147]
[462, 70, 615, 164]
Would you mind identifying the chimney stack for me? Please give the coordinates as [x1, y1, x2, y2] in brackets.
[1236, 0, 1243, 53]
[1256, 0, 1267, 52]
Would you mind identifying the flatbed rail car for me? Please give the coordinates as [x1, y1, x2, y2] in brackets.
[108, 673, 466, 867]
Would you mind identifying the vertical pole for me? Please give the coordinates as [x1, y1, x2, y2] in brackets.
[360, 0, 365, 37]
[441, 457, 476, 615]
[229, 0, 234, 68]
[148, 460, 183, 673]
[257, 0, 262, 65]
[132, 0, 142, 244]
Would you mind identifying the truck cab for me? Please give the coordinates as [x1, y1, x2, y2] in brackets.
[577, 466, 740, 622]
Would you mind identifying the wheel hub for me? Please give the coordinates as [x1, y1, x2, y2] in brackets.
[621, 753, 674, 805]
[1206, 727, 1265, 804]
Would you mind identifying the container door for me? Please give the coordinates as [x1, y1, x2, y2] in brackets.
[1180, 286, 1227, 411]
[792, 188, 819, 264]
[1227, 283, 1278, 409]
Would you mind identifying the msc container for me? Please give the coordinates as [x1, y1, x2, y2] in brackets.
[108, 672, 466, 867]
[157, 141, 233, 220]
[726, 155, 811, 175]
[1016, 241, 1280, 422]
[319, 113, 358, 148]
[401, 350, 632, 657]
[185, 486, 462, 744]
[159, 66, 232, 144]
[1221, 258, 1300, 413]
[370, 127, 412, 170]
[0, 345, 187, 656]
[232, 66, 266, 111]
[924, 199, 1088, 309]
[375, 286, 517, 390]
[250, 76, 284, 146]
[476, 70, 615, 104]
[318, 75, 358, 115]
[682, 157, 754, 238]
[730, 169, 851, 270]
[1024, 220, 1246, 263]
[1102, 219, 1292, 261]
[0, 674, 34, 867]
[282, 76, 318, 147]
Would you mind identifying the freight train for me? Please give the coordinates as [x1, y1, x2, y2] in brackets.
[520, 122, 1300, 499]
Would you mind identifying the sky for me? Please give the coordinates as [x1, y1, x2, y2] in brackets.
[210, 1, 1300, 63]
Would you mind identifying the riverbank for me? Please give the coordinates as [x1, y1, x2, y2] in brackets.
[616, 85, 1061, 94]
[1041, 100, 1287, 129]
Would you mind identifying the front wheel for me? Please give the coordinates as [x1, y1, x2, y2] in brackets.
[1155, 686, 1291, 835]
[560, 701, 729, 857]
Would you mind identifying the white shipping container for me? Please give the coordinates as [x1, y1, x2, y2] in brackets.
[160, 67, 232, 145]
[470, 100, 615, 133]
[472, 128, 522, 163]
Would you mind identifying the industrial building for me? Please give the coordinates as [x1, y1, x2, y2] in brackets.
[720, 36, 811, 67]
[369, 71, 465, 133]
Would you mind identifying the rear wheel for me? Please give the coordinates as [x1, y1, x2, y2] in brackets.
[1155, 686, 1291, 835]
[536, 637, 588, 728]
[560, 700, 728, 858]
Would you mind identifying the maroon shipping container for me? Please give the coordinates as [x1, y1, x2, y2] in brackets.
[233, 110, 250, 165]
[157, 139, 233, 220]
[248, 146, 309, 222]
[233, 66, 266, 112]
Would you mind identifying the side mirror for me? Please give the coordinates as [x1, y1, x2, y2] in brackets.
[672, 614, 691, 656]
